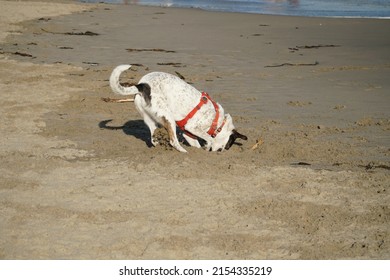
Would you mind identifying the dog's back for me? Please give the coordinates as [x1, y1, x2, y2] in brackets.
[138, 72, 203, 120]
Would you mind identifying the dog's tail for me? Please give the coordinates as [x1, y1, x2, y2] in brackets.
[109, 64, 139, 96]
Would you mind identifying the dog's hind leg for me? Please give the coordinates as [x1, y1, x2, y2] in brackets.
[143, 114, 159, 147]
[134, 97, 159, 147]
[162, 117, 187, 153]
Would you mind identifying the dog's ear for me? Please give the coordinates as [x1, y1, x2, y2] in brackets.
[233, 129, 248, 140]
[225, 129, 248, 150]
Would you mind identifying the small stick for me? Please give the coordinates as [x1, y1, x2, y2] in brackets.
[251, 137, 264, 150]
[101, 97, 134, 103]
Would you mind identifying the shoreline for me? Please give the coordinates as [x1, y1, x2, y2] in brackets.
[80, 0, 390, 19]
[0, 0, 389, 259]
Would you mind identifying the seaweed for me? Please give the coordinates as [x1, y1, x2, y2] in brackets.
[126, 48, 175, 53]
[0, 50, 35, 58]
[64, 31, 99, 36]
[265, 61, 319, 68]
[296, 44, 340, 49]
[41, 29, 99, 36]
[157, 62, 183, 67]
[175, 71, 186, 80]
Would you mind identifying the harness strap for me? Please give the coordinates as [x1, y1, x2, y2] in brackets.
[176, 92, 225, 139]
[207, 94, 220, 138]
[176, 92, 209, 132]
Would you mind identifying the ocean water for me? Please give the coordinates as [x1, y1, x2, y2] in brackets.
[81, 0, 390, 18]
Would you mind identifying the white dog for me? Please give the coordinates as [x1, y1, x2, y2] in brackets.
[109, 64, 247, 152]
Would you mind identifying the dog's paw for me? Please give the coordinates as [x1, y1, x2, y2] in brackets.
[173, 144, 188, 153]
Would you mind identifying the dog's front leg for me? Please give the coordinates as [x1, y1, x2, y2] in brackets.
[202, 135, 218, 151]
[183, 134, 201, 149]
[162, 117, 187, 153]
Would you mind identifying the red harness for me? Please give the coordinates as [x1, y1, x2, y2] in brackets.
[176, 92, 226, 139]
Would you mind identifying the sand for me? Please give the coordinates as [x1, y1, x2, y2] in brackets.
[0, 0, 389, 259]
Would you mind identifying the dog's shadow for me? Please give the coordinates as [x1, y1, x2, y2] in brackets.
[99, 119, 242, 150]
[99, 119, 190, 148]
[99, 119, 154, 147]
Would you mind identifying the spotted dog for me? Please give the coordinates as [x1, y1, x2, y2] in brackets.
[109, 64, 247, 152]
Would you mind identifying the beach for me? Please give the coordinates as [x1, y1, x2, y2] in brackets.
[0, 0, 389, 259]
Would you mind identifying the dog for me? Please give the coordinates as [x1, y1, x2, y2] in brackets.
[109, 64, 247, 152]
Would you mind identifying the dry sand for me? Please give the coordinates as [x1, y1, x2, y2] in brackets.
[0, 0, 389, 259]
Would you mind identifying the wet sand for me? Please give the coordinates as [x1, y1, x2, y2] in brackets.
[0, 0, 389, 259]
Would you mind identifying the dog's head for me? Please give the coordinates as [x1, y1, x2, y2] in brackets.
[210, 114, 248, 151]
